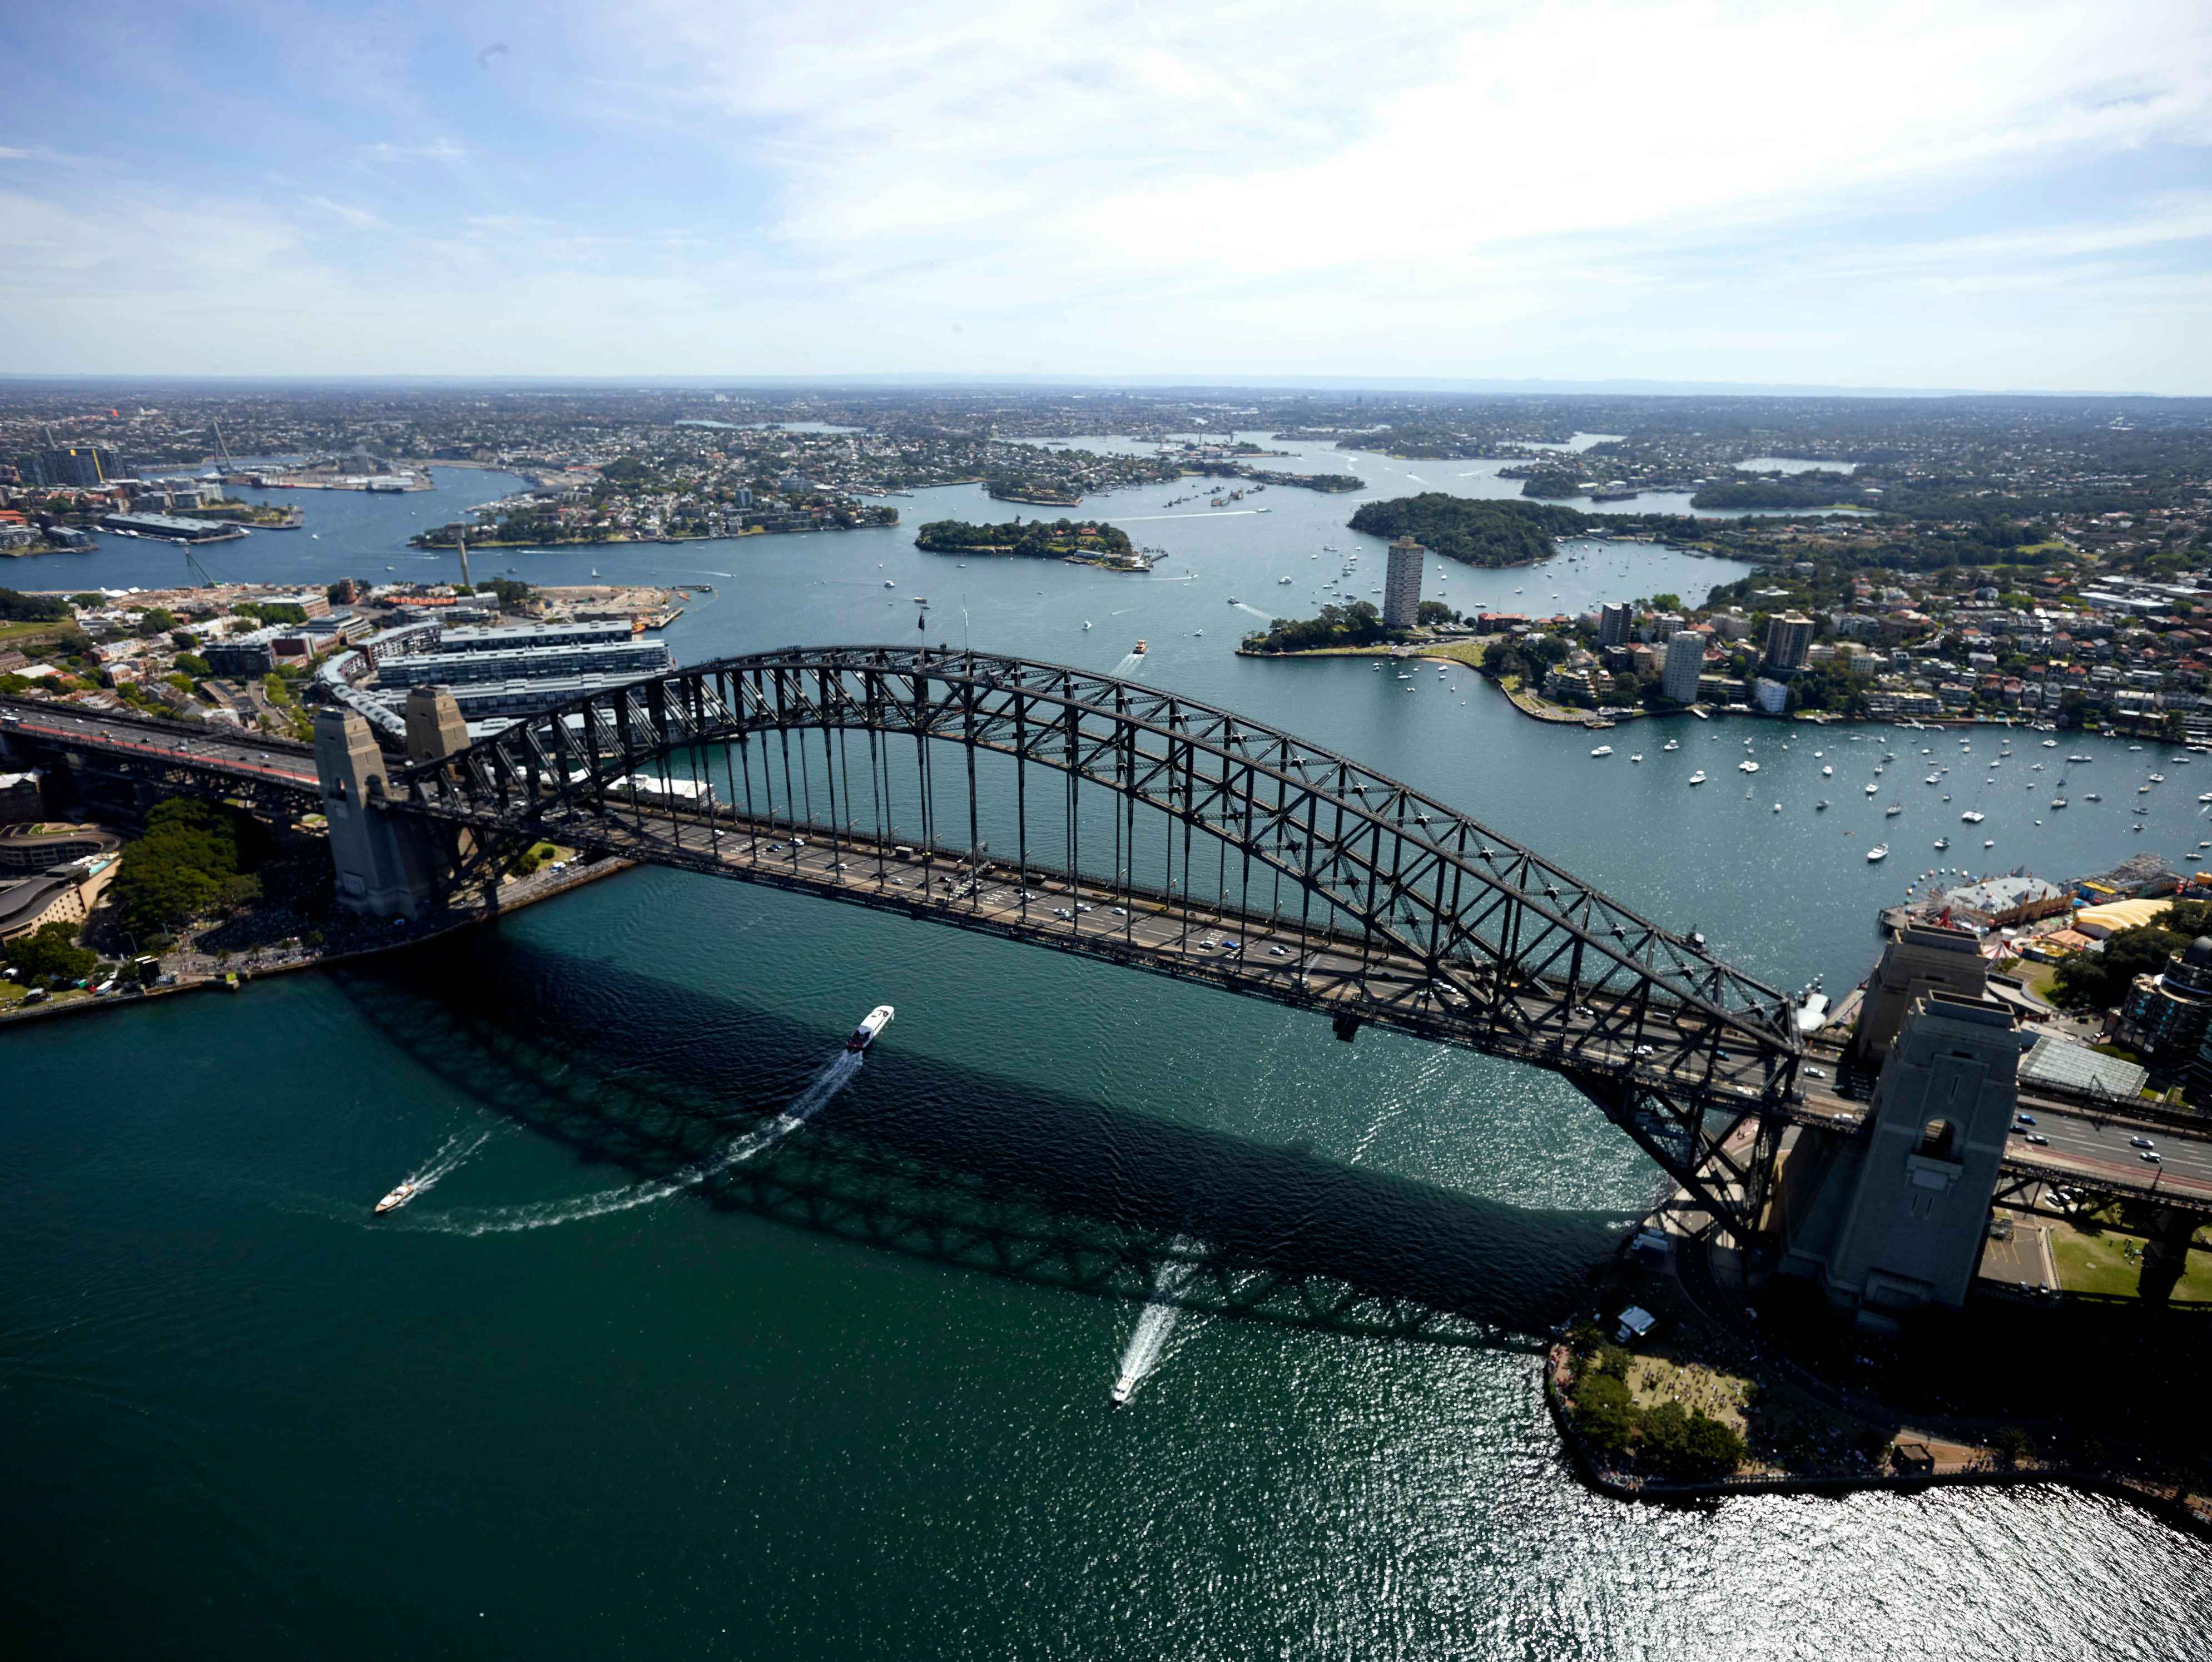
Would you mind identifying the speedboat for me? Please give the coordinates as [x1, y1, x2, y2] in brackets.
[1110, 1378, 1133, 1407]
[1739, 760, 1758, 773]
[374, 1182, 418, 1216]
[1591, 746, 1613, 757]
[1662, 740, 1679, 752]
[845, 1004, 896, 1053]
[1867, 845, 1889, 862]
[1687, 770, 1707, 786]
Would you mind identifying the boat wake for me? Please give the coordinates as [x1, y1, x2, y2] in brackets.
[402, 1050, 865, 1237]
[1110, 652, 1149, 678]
[400, 1128, 495, 1198]
[1110, 1234, 1205, 1405]
[1233, 602, 1273, 622]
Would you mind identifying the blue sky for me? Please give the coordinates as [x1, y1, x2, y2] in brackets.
[3, 0, 2210, 391]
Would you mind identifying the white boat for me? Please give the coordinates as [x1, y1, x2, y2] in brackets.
[845, 1004, 896, 1053]
[1961, 809, 1985, 823]
[1688, 770, 1707, 786]
[884, 579, 896, 588]
[2051, 798, 2067, 809]
[374, 1181, 418, 1216]
[1662, 740, 1679, 752]
[1772, 802, 1782, 812]
[1984, 838, 1995, 847]
[1884, 804, 1902, 816]
[1867, 845, 1889, 862]
[1822, 765, 1833, 777]
[1591, 745, 1613, 757]
[1864, 782, 1879, 795]
[1816, 800, 1829, 810]
[1933, 837, 1950, 850]
[1739, 760, 1759, 773]
[1630, 753, 1643, 763]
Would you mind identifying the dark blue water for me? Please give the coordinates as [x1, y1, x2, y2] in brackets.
[6, 457, 2210, 1659]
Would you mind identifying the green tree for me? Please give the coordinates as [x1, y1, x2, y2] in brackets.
[1571, 1371, 1637, 1462]
[3, 921, 98, 985]
[108, 800, 261, 935]
[0, 588, 71, 623]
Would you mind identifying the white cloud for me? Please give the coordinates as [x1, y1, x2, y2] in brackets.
[4, 0, 2211, 385]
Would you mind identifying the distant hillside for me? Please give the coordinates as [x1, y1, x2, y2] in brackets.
[1346, 494, 1593, 568]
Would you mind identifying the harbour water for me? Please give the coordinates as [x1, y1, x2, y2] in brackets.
[6, 460, 2210, 1658]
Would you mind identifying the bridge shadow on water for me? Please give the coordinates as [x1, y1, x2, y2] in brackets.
[332, 934, 1631, 1354]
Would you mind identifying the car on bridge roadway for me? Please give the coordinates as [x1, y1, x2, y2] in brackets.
[2024, 1133, 2050, 1146]
[2131, 1136, 2155, 1149]
[2142, 1150, 2163, 1164]
[2016, 1112, 2036, 1125]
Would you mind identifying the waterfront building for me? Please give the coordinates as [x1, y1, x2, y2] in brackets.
[1382, 537, 1424, 630]
[1932, 874, 2069, 930]
[1753, 677, 1788, 714]
[98, 510, 236, 543]
[1764, 611, 1816, 673]
[1597, 602, 1631, 647]
[376, 637, 670, 690]
[2119, 937, 2212, 1069]
[438, 621, 634, 654]
[1659, 632, 1705, 703]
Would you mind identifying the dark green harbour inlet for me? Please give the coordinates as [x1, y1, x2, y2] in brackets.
[6, 444, 2210, 1658]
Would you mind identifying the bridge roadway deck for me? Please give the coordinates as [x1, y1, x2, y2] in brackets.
[1792, 1063, 2212, 1208]
[418, 793, 1809, 1110]
[1, 698, 317, 791]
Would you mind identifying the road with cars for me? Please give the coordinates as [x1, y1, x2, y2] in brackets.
[1, 697, 318, 791]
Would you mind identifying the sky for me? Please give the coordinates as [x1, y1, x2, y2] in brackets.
[3, 0, 2210, 393]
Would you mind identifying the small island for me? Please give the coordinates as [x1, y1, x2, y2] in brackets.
[915, 517, 1152, 571]
[1347, 493, 1593, 568]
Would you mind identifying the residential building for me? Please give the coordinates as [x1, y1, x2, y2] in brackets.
[1763, 611, 1816, 673]
[1382, 537, 1424, 630]
[1597, 602, 1631, 647]
[1660, 631, 1705, 703]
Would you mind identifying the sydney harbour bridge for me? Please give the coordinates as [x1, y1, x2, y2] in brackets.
[12, 646, 2208, 1324]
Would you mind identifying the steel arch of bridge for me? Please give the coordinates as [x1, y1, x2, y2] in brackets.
[386, 645, 1804, 1239]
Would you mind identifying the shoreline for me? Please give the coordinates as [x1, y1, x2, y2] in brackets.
[1541, 1204, 2212, 1538]
[1540, 1352, 2212, 1536]
[0, 857, 633, 1034]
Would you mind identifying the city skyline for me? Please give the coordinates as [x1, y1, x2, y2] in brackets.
[1, 1, 2209, 391]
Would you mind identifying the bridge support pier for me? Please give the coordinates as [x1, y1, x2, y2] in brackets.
[315, 706, 454, 918]
[1332, 1013, 1363, 1044]
[1780, 990, 2017, 1324]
